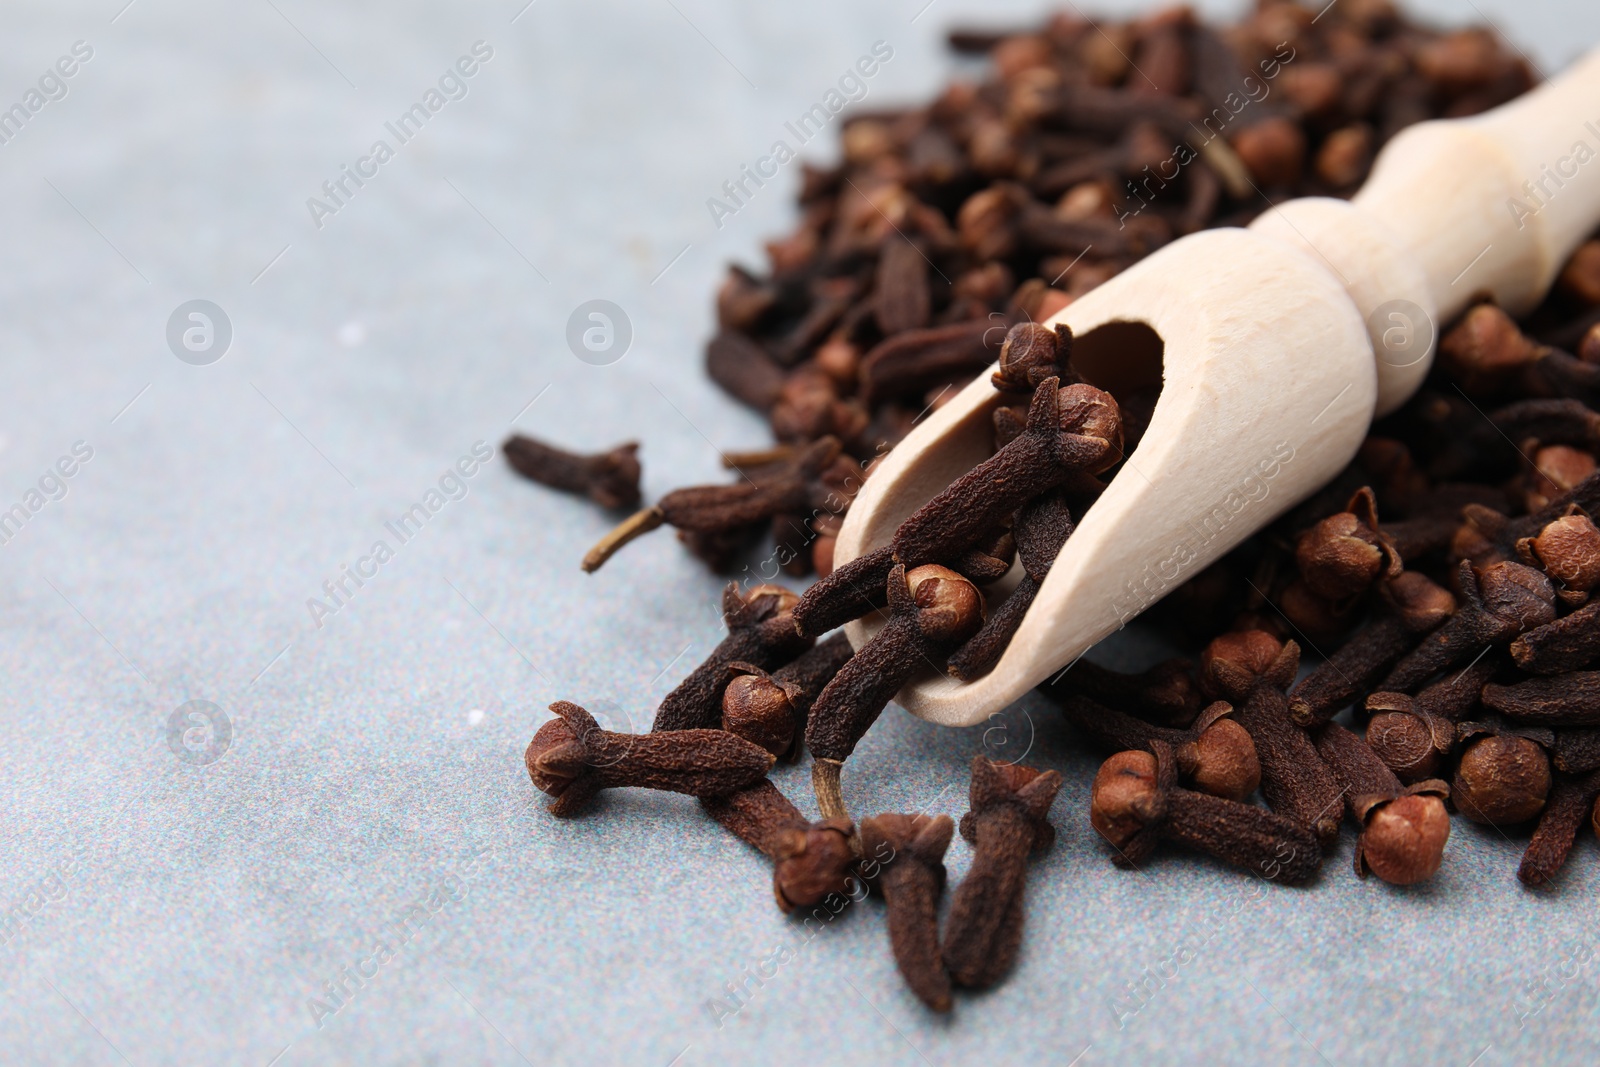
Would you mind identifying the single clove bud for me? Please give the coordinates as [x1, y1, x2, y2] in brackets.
[990, 321, 1076, 394]
[891, 377, 1122, 568]
[791, 545, 896, 639]
[857, 813, 955, 1012]
[1294, 487, 1401, 601]
[1451, 723, 1552, 827]
[859, 320, 1004, 404]
[706, 330, 787, 411]
[1046, 656, 1204, 727]
[583, 437, 862, 572]
[1089, 743, 1321, 884]
[1522, 446, 1598, 514]
[1442, 303, 1600, 404]
[1483, 672, 1600, 725]
[1057, 694, 1260, 801]
[526, 702, 775, 816]
[808, 564, 985, 819]
[721, 633, 855, 760]
[700, 778, 857, 911]
[949, 492, 1075, 680]
[874, 239, 932, 335]
[502, 434, 642, 510]
[1379, 561, 1556, 692]
[791, 525, 1016, 640]
[1288, 571, 1456, 725]
[1202, 632, 1345, 848]
[1490, 399, 1600, 452]
[653, 584, 812, 733]
[1313, 721, 1451, 885]
[1363, 653, 1499, 781]
[1518, 768, 1600, 886]
[1515, 509, 1600, 607]
[943, 758, 1062, 988]
[1512, 598, 1600, 675]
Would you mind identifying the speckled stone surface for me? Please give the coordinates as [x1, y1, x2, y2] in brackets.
[1, 1, 1598, 1064]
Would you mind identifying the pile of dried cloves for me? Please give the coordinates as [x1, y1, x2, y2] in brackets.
[506, 0, 1600, 1015]
[519, 0, 1534, 581]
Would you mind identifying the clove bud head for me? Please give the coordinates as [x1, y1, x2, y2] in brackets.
[1356, 790, 1451, 885]
[1365, 704, 1441, 782]
[1199, 630, 1285, 698]
[1475, 562, 1558, 631]
[906, 564, 986, 644]
[1296, 510, 1387, 600]
[1089, 749, 1161, 852]
[526, 715, 585, 797]
[992, 321, 1071, 393]
[1439, 303, 1544, 387]
[1519, 513, 1600, 600]
[745, 582, 802, 619]
[1383, 570, 1457, 632]
[722, 671, 795, 758]
[1182, 716, 1261, 802]
[1453, 735, 1551, 826]
[1525, 446, 1596, 513]
[1057, 383, 1124, 472]
[770, 818, 857, 912]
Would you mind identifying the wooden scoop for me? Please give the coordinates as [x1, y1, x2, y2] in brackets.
[835, 46, 1600, 727]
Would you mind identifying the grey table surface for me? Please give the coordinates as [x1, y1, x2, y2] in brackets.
[2, 1, 1599, 1064]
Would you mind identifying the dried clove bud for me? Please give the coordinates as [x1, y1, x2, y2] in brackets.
[1287, 571, 1457, 725]
[503, 435, 642, 510]
[1230, 116, 1306, 187]
[1440, 302, 1546, 391]
[791, 546, 896, 639]
[1451, 726, 1551, 826]
[991, 321, 1075, 394]
[653, 584, 812, 733]
[1518, 768, 1600, 886]
[1490, 400, 1600, 452]
[943, 758, 1062, 988]
[860, 321, 1003, 403]
[526, 702, 774, 816]
[858, 813, 955, 1012]
[1314, 721, 1451, 885]
[808, 565, 985, 819]
[949, 492, 1075, 680]
[1294, 487, 1401, 601]
[875, 239, 933, 335]
[701, 779, 857, 911]
[1058, 694, 1260, 802]
[1511, 598, 1600, 675]
[1363, 654, 1499, 781]
[706, 330, 787, 411]
[583, 437, 862, 572]
[1483, 672, 1600, 726]
[1379, 561, 1556, 692]
[1202, 632, 1345, 847]
[1089, 744, 1320, 884]
[721, 633, 854, 759]
[893, 378, 1122, 568]
[1516, 509, 1600, 606]
[791, 522, 1015, 640]
[1524, 446, 1598, 514]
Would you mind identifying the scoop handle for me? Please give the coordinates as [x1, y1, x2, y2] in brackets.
[1356, 46, 1600, 320]
[1251, 46, 1600, 416]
